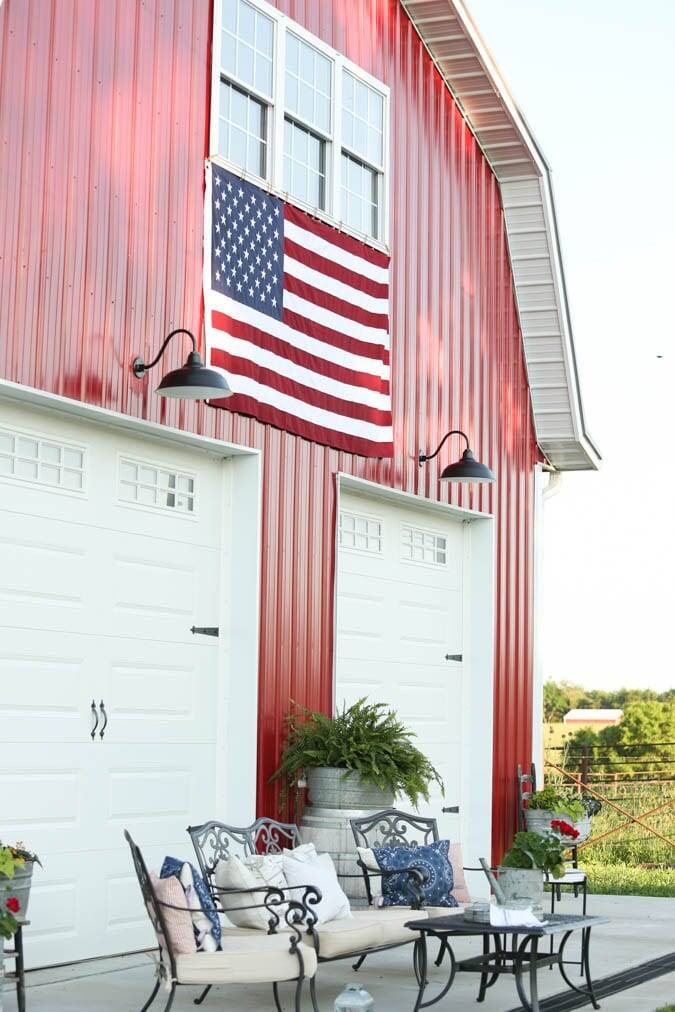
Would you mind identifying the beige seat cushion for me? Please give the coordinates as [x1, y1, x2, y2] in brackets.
[175, 934, 317, 984]
[424, 905, 465, 919]
[367, 907, 428, 946]
[304, 908, 425, 959]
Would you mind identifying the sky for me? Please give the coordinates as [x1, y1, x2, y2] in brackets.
[468, 0, 675, 692]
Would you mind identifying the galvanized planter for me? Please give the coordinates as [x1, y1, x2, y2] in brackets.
[497, 866, 544, 909]
[300, 768, 393, 904]
[524, 809, 591, 843]
[0, 861, 34, 919]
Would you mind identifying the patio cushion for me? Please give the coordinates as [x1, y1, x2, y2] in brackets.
[359, 841, 470, 905]
[160, 856, 221, 951]
[175, 934, 317, 984]
[369, 841, 459, 909]
[150, 873, 196, 955]
[215, 854, 285, 931]
[304, 908, 424, 958]
[282, 849, 351, 923]
[370, 906, 428, 946]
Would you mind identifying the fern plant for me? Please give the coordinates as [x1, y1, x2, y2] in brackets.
[270, 698, 444, 809]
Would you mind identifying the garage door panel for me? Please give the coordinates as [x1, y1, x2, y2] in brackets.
[0, 631, 91, 742]
[0, 744, 98, 854]
[105, 642, 218, 744]
[100, 745, 216, 849]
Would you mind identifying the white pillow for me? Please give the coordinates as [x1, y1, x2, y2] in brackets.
[241, 843, 316, 892]
[357, 847, 384, 904]
[282, 849, 352, 924]
[215, 854, 281, 931]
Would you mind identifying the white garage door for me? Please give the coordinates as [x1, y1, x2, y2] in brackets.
[335, 489, 468, 842]
[0, 400, 227, 967]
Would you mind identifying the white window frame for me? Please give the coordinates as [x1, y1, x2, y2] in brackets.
[210, 0, 390, 250]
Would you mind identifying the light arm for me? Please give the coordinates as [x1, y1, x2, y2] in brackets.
[418, 429, 469, 465]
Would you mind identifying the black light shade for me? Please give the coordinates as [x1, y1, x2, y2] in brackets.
[440, 448, 495, 483]
[418, 429, 495, 484]
[154, 351, 231, 401]
[133, 329, 231, 402]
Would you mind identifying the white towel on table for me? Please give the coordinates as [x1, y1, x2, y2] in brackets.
[489, 905, 543, 928]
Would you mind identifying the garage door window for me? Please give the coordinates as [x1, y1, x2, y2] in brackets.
[401, 524, 447, 566]
[0, 427, 86, 492]
[339, 510, 382, 554]
[119, 457, 196, 515]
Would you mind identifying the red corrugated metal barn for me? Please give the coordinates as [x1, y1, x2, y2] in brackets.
[0, 0, 598, 967]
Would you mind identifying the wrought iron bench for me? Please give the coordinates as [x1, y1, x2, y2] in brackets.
[125, 830, 318, 1012]
[187, 816, 429, 1002]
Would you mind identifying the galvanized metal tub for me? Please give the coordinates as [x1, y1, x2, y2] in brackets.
[524, 809, 591, 843]
[0, 861, 34, 919]
[300, 768, 393, 904]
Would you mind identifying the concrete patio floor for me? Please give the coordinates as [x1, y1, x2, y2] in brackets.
[3, 894, 673, 1012]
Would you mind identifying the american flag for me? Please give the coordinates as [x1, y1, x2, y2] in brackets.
[204, 163, 393, 457]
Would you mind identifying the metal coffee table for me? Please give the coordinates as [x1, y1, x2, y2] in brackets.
[405, 912, 609, 1012]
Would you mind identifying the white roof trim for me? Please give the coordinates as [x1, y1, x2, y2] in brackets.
[401, 0, 600, 471]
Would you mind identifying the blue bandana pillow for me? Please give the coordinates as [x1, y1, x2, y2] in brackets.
[371, 840, 458, 908]
[161, 856, 221, 949]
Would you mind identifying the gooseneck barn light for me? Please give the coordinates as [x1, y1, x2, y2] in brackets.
[419, 429, 495, 483]
[133, 328, 231, 400]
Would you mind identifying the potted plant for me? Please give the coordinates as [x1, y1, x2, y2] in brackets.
[1, 844, 25, 991]
[0, 842, 41, 919]
[271, 697, 443, 811]
[525, 785, 600, 843]
[270, 699, 443, 900]
[499, 819, 580, 909]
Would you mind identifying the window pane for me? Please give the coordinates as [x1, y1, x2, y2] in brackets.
[284, 118, 325, 210]
[285, 33, 332, 133]
[341, 152, 378, 238]
[342, 70, 383, 166]
[219, 81, 266, 177]
[222, 0, 274, 99]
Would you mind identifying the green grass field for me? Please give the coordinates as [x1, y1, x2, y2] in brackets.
[583, 862, 675, 897]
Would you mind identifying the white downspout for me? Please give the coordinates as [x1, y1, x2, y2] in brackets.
[532, 465, 561, 775]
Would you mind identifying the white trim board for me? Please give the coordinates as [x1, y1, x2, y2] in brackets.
[400, 0, 600, 473]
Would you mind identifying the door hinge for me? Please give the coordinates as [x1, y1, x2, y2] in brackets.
[445, 653, 462, 662]
[190, 626, 219, 637]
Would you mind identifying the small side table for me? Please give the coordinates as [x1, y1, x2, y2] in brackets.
[3, 917, 28, 1012]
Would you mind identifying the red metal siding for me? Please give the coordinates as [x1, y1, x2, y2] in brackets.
[0, 0, 539, 858]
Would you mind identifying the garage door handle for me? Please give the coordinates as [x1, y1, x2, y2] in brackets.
[99, 700, 108, 740]
[190, 626, 219, 637]
[442, 805, 460, 814]
[445, 653, 462, 662]
[90, 700, 99, 740]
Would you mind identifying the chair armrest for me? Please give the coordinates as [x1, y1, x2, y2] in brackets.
[212, 882, 322, 932]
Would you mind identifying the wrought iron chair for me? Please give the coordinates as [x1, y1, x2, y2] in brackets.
[188, 816, 428, 993]
[125, 830, 318, 1012]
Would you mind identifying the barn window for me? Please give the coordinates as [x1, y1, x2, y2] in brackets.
[211, 0, 389, 246]
[0, 427, 86, 493]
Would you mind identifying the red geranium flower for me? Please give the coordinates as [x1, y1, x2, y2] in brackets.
[6, 897, 20, 913]
[550, 819, 579, 839]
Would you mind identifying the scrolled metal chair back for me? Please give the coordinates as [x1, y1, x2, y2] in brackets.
[251, 817, 301, 854]
[124, 830, 176, 978]
[187, 820, 254, 893]
[350, 807, 439, 850]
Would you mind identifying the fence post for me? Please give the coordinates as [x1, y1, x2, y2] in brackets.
[580, 746, 590, 793]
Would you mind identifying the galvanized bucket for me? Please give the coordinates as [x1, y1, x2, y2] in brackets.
[0, 861, 34, 919]
[300, 768, 393, 904]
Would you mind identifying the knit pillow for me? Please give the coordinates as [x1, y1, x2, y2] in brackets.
[149, 872, 196, 955]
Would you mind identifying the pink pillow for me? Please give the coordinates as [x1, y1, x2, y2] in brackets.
[448, 843, 470, 904]
[150, 872, 196, 954]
